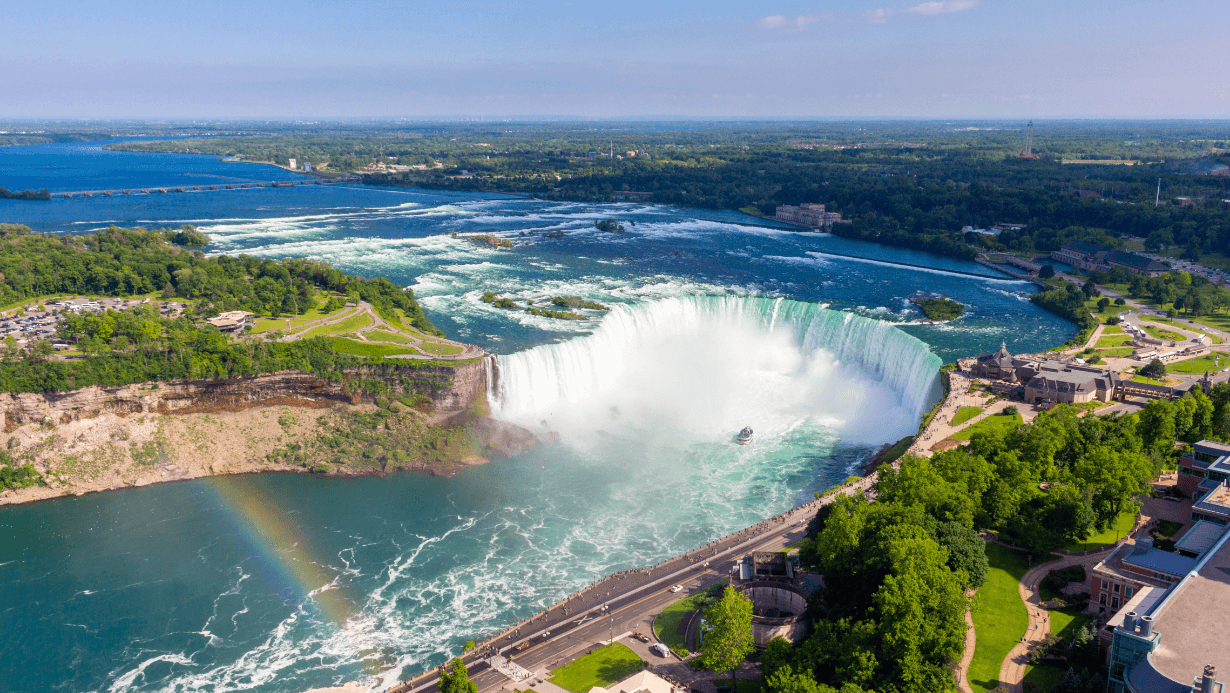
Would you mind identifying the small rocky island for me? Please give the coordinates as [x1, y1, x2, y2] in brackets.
[911, 295, 964, 322]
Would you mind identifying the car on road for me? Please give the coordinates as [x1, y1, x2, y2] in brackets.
[669, 584, 683, 593]
[634, 631, 650, 643]
[514, 642, 530, 652]
[650, 643, 670, 657]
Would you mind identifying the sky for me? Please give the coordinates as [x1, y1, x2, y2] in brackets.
[3, 0, 1228, 118]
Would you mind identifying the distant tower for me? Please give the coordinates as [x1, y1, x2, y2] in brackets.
[1019, 121, 1040, 159]
[610, 141, 614, 159]
[1156, 178, 1162, 206]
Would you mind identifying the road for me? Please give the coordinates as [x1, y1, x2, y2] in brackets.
[384, 483, 869, 693]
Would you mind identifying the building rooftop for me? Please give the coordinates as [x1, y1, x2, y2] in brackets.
[1194, 484, 1230, 519]
[588, 671, 679, 693]
[1142, 528, 1230, 688]
[1062, 240, 1111, 257]
[1095, 544, 1175, 591]
[1122, 541, 1198, 578]
[1175, 520, 1226, 555]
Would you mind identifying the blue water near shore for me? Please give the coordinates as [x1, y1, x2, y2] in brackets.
[0, 141, 1072, 693]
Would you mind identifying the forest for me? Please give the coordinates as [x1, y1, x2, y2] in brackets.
[0, 224, 439, 334]
[772, 387, 1224, 693]
[0, 224, 447, 392]
[106, 120, 1230, 263]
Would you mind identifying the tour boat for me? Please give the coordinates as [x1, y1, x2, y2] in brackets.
[736, 426, 754, 445]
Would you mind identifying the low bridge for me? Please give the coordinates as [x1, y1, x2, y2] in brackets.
[50, 177, 355, 199]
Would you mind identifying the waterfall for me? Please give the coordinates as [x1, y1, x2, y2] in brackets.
[492, 296, 942, 445]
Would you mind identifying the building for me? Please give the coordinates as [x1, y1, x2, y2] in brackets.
[303, 161, 312, 173]
[588, 670, 683, 693]
[1101, 520, 1230, 692]
[972, 342, 1023, 381]
[774, 203, 847, 230]
[1023, 362, 1120, 405]
[730, 552, 810, 647]
[206, 311, 254, 332]
[1176, 440, 1230, 499]
[1050, 242, 1168, 277]
[288, 158, 298, 171]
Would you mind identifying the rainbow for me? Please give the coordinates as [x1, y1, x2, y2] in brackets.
[204, 475, 358, 629]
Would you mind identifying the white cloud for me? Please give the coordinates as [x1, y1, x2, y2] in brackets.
[795, 15, 822, 27]
[866, 8, 894, 23]
[756, 15, 789, 29]
[907, 0, 980, 15]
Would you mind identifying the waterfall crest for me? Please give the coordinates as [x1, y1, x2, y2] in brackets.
[492, 296, 941, 445]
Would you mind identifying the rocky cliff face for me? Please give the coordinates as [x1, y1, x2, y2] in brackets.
[0, 358, 491, 429]
[0, 356, 538, 506]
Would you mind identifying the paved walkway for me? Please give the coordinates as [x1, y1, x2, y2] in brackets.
[995, 550, 1113, 693]
[956, 595, 977, 693]
[266, 300, 483, 360]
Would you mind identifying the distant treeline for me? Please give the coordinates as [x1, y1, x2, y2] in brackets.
[0, 188, 51, 200]
[107, 122, 1230, 263]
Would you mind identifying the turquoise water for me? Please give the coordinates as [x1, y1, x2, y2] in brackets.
[0, 141, 1072, 692]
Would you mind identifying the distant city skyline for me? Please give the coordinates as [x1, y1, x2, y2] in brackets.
[4, 0, 1228, 118]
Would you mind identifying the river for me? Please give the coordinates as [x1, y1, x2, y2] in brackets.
[0, 140, 1071, 693]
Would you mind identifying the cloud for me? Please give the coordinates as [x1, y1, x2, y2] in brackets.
[907, 0, 980, 15]
[866, 8, 894, 23]
[756, 13, 834, 30]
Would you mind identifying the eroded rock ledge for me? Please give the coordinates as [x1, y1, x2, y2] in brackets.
[0, 358, 539, 506]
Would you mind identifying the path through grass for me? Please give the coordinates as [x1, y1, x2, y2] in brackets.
[549, 643, 645, 693]
[968, 543, 1030, 692]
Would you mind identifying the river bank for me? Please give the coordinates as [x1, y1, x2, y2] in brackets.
[0, 361, 539, 506]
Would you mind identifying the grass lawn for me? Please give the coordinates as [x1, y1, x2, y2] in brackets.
[953, 406, 982, 426]
[1167, 352, 1228, 375]
[1141, 324, 1186, 342]
[329, 337, 420, 357]
[1095, 334, 1133, 348]
[949, 410, 1024, 441]
[419, 340, 464, 356]
[1131, 374, 1168, 386]
[1156, 519, 1183, 537]
[251, 317, 314, 334]
[1051, 606, 1092, 641]
[302, 312, 372, 338]
[968, 543, 1031, 692]
[1101, 325, 1124, 335]
[653, 583, 723, 656]
[1062, 509, 1136, 552]
[1085, 299, 1130, 321]
[1096, 347, 1136, 358]
[1023, 663, 1068, 692]
[367, 328, 416, 345]
[549, 643, 645, 693]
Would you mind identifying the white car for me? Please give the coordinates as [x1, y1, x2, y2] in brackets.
[669, 585, 683, 593]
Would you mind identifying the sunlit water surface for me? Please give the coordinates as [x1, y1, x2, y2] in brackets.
[0, 141, 1071, 692]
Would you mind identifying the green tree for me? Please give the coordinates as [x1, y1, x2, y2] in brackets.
[439, 658, 477, 693]
[700, 587, 756, 687]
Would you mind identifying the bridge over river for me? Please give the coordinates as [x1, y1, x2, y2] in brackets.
[50, 177, 357, 198]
